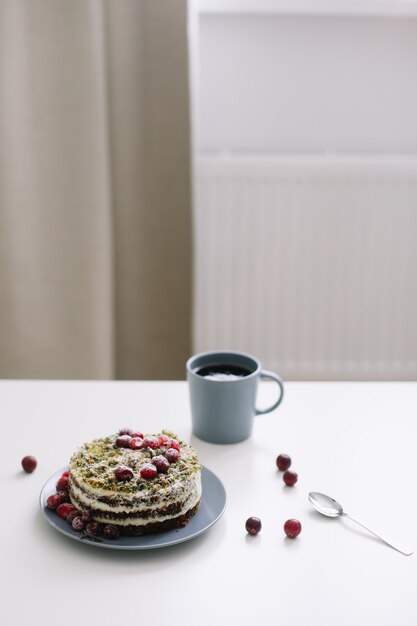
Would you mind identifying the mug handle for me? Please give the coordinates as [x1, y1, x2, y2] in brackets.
[255, 370, 284, 415]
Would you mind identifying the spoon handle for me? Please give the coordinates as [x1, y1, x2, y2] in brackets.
[342, 513, 413, 556]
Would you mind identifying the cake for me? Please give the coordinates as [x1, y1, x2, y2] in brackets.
[68, 429, 202, 536]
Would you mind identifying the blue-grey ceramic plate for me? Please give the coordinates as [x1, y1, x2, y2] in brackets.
[39, 465, 226, 550]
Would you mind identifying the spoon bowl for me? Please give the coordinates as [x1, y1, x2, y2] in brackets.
[308, 491, 413, 556]
[308, 492, 344, 518]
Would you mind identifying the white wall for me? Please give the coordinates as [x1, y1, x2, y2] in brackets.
[197, 13, 417, 154]
[191, 7, 417, 380]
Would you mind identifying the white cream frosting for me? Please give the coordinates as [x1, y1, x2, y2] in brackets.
[70, 471, 202, 526]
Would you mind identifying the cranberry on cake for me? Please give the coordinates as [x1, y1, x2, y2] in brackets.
[68, 430, 202, 536]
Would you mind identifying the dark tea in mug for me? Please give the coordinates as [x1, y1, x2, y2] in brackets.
[194, 363, 252, 381]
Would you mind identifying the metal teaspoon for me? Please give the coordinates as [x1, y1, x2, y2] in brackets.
[308, 492, 413, 556]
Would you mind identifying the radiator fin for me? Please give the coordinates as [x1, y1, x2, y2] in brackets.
[193, 156, 417, 380]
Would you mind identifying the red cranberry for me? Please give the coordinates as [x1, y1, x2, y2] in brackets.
[158, 434, 169, 446]
[284, 518, 302, 538]
[245, 517, 262, 535]
[56, 503, 76, 520]
[81, 510, 93, 522]
[165, 448, 180, 464]
[85, 521, 103, 537]
[142, 436, 159, 450]
[119, 427, 133, 436]
[61, 471, 70, 478]
[114, 466, 134, 481]
[130, 431, 144, 439]
[129, 437, 144, 450]
[103, 524, 120, 539]
[56, 475, 69, 491]
[140, 463, 158, 480]
[116, 435, 132, 448]
[276, 454, 292, 471]
[56, 490, 70, 503]
[72, 516, 86, 532]
[152, 455, 170, 473]
[283, 470, 298, 487]
[21, 456, 37, 473]
[67, 509, 82, 524]
[166, 438, 180, 452]
[46, 494, 62, 510]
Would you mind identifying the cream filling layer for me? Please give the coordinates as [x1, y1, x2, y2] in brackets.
[70, 472, 202, 526]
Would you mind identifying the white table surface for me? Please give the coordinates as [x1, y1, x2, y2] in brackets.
[1, 380, 416, 626]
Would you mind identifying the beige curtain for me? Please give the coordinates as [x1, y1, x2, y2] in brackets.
[0, 0, 192, 379]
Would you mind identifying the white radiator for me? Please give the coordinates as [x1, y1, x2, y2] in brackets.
[193, 155, 417, 380]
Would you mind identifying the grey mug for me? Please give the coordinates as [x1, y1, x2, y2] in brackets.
[186, 350, 284, 444]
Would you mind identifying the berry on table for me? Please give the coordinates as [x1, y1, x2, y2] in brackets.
[276, 454, 291, 472]
[245, 517, 262, 536]
[140, 463, 158, 480]
[21, 456, 37, 473]
[283, 470, 298, 487]
[114, 466, 134, 481]
[284, 519, 302, 538]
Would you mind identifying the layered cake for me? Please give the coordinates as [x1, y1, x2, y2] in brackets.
[68, 429, 202, 536]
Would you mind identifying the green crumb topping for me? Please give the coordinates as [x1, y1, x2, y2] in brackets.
[69, 430, 201, 496]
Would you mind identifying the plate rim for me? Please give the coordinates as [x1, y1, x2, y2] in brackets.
[39, 464, 227, 550]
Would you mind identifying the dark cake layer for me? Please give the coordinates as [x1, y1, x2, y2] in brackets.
[117, 501, 201, 536]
